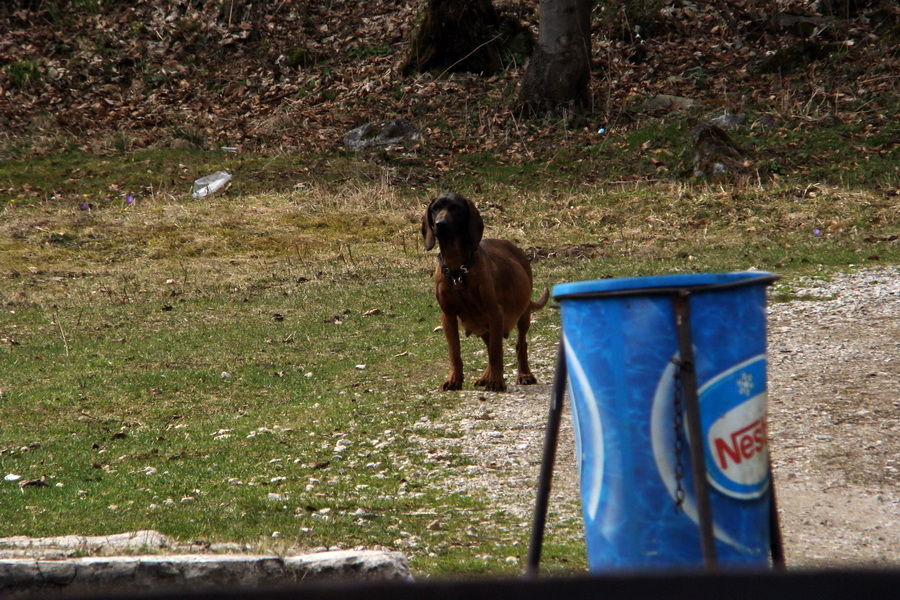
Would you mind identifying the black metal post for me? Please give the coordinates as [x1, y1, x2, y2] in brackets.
[672, 291, 719, 570]
[769, 458, 786, 568]
[526, 339, 568, 576]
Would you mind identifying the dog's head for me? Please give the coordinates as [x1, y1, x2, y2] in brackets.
[422, 193, 484, 252]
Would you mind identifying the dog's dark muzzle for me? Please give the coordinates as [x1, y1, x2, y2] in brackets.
[433, 218, 452, 237]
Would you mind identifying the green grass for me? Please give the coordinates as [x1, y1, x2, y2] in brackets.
[3, 59, 43, 90]
[0, 111, 898, 578]
[0, 263, 582, 574]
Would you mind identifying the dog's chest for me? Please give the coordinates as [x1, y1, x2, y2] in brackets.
[437, 285, 491, 337]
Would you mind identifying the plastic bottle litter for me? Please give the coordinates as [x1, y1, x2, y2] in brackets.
[191, 171, 232, 198]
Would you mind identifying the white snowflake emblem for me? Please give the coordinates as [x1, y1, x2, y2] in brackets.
[736, 372, 754, 397]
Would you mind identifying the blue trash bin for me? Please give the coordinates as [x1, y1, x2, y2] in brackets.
[552, 272, 778, 571]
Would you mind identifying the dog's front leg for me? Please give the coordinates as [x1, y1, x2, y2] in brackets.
[474, 316, 507, 392]
[441, 312, 464, 390]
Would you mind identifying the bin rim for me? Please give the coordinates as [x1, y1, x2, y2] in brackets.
[552, 271, 779, 301]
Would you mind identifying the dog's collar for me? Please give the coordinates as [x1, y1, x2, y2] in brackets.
[438, 252, 477, 286]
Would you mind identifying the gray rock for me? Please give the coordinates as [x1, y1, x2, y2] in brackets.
[0, 550, 412, 598]
[640, 94, 696, 113]
[0, 530, 174, 558]
[343, 118, 423, 151]
[705, 113, 745, 131]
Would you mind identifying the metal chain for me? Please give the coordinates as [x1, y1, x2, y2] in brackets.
[672, 358, 686, 513]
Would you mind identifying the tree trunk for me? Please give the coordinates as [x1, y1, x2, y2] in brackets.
[520, 0, 592, 115]
[402, 0, 504, 75]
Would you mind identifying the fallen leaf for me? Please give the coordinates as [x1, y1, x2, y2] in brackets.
[19, 477, 49, 489]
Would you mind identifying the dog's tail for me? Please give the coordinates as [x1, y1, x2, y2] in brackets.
[531, 287, 550, 311]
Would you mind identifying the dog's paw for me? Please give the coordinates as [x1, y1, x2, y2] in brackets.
[475, 377, 507, 392]
[441, 378, 463, 391]
[517, 373, 538, 385]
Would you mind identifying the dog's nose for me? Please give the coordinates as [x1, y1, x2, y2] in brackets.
[433, 218, 450, 235]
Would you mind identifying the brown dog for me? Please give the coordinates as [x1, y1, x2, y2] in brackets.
[422, 193, 549, 392]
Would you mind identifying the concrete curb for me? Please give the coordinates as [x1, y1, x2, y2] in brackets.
[0, 550, 413, 598]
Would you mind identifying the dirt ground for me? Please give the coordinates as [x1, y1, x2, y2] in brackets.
[423, 265, 900, 569]
[767, 266, 900, 566]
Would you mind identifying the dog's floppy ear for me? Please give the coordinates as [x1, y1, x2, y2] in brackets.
[464, 196, 484, 249]
[422, 199, 436, 251]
